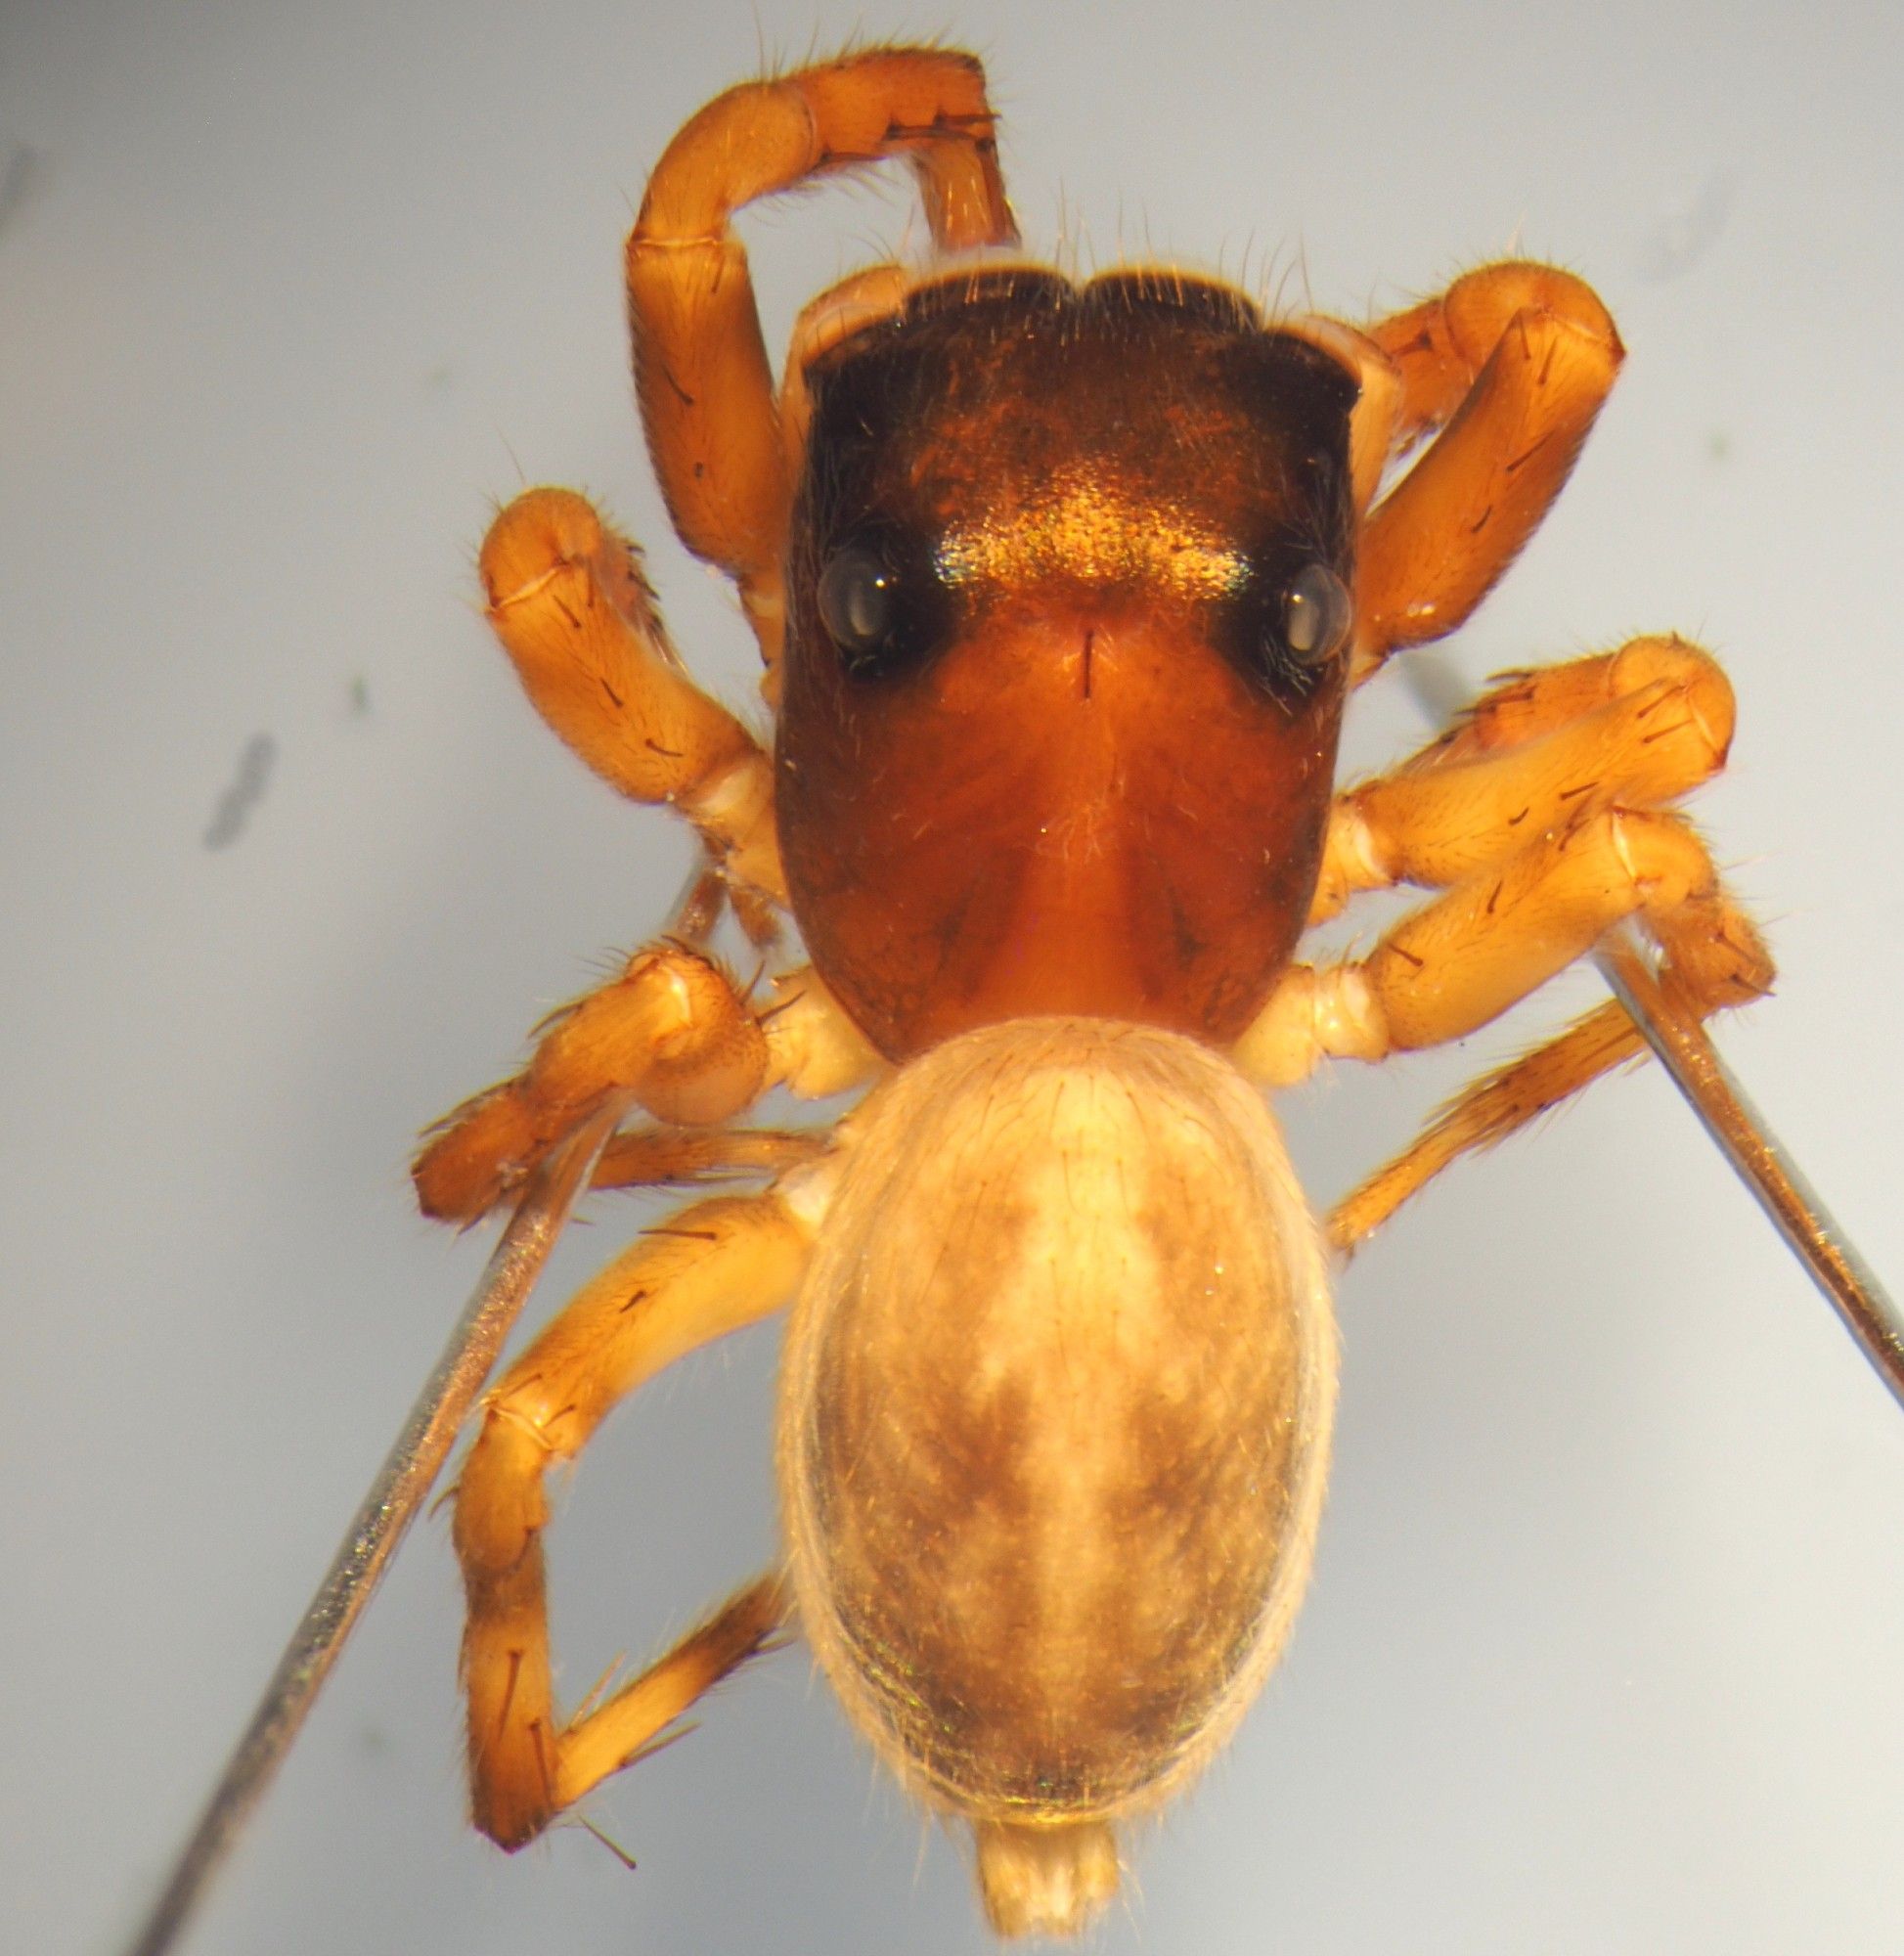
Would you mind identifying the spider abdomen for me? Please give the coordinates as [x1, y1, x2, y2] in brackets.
[777, 1018, 1336, 1932]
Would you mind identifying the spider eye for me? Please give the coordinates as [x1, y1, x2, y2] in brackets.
[818, 547, 902, 668]
[1218, 552, 1354, 702]
[1280, 561, 1352, 665]
[812, 535, 949, 680]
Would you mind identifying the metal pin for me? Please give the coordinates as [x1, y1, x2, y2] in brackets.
[1401, 649, 1902, 1410]
[120, 1100, 627, 1956]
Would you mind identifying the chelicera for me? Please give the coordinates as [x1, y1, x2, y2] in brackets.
[413, 45, 1771, 1936]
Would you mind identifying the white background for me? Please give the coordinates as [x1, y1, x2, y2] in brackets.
[4, 2, 1902, 1952]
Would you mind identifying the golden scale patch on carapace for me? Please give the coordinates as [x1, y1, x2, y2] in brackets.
[934, 467, 1253, 601]
[775, 266, 1361, 1060]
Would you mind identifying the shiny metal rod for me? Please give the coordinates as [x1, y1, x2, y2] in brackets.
[122, 1103, 622, 1956]
[1596, 932, 1904, 1410]
[1400, 647, 1902, 1411]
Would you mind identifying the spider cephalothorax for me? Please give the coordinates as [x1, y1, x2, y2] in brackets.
[778, 266, 1359, 1054]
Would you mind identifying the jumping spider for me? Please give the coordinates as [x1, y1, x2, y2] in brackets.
[414, 45, 1770, 1936]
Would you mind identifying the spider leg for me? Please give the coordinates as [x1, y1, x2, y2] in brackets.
[1351, 262, 1624, 680]
[1325, 884, 1772, 1254]
[590, 1124, 830, 1194]
[1232, 641, 1773, 1243]
[479, 487, 782, 907]
[1244, 803, 1750, 1072]
[1309, 635, 1737, 922]
[627, 48, 1017, 676]
[454, 1180, 823, 1848]
[414, 948, 878, 1225]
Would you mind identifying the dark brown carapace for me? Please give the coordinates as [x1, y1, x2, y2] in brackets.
[778, 269, 1357, 1056]
[417, 44, 1774, 1940]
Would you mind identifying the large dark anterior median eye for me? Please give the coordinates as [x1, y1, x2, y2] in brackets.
[813, 535, 949, 680]
[1281, 561, 1352, 665]
[1219, 551, 1354, 703]
[818, 547, 903, 670]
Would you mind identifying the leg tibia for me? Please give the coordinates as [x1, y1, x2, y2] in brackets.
[454, 1187, 815, 1845]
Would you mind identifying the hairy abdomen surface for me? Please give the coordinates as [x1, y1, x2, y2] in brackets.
[778, 1018, 1336, 1832]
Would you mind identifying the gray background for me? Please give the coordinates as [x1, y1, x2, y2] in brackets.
[5, 2, 1903, 1952]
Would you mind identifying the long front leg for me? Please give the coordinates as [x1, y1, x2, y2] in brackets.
[1352, 262, 1625, 680]
[454, 1183, 820, 1847]
[627, 48, 1017, 674]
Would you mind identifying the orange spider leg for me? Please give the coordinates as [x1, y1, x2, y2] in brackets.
[1352, 262, 1625, 678]
[1240, 804, 1756, 1086]
[415, 951, 878, 1224]
[479, 488, 783, 908]
[1326, 885, 1771, 1253]
[1394, 635, 1730, 773]
[415, 944, 766, 1224]
[627, 48, 1018, 677]
[1318, 647, 1772, 1248]
[1310, 635, 1737, 921]
[590, 1124, 829, 1194]
[454, 1183, 822, 1848]
[1236, 640, 1773, 1242]
[1370, 261, 1618, 450]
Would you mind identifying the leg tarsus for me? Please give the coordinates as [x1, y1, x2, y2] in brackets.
[553, 1575, 790, 1814]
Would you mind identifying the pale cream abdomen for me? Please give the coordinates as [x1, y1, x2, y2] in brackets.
[777, 1018, 1336, 1935]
